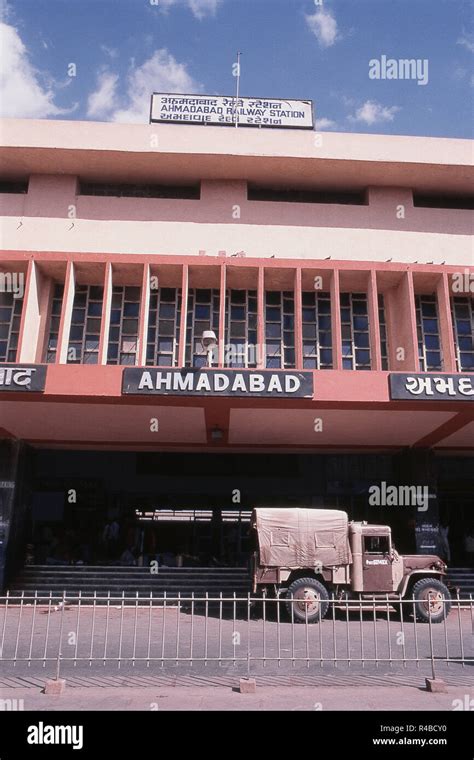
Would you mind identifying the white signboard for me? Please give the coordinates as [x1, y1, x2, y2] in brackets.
[150, 93, 314, 129]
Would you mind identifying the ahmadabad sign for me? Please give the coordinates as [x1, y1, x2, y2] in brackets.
[122, 369, 314, 398]
[0, 365, 46, 392]
[389, 373, 474, 401]
[150, 93, 314, 129]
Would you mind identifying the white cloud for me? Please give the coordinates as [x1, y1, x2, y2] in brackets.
[86, 70, 119, 119]
[100, 44, 118, 60]
[0, 21, 70, 118]
[348, 100, 400, 126]
[188, 0, 220, 19]
[158, 0, 220, 19]
[457, 33, 474, 53]
[315, 117, 337, 130]
[91, 49, 201, 124]
[305, 9, 339, 48]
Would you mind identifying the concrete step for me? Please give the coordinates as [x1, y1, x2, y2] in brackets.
[6, 565, 252, 601]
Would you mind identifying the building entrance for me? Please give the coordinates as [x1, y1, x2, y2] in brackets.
[7, 447, 473, 588]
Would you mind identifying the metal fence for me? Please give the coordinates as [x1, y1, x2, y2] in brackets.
[0, 592, 472, 680]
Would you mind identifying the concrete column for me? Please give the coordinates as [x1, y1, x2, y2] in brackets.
[178, 265, 189, 367]
[330, 269, 342, 370]
[257, 267, 265, 369]
[98, 262, 112, 365]
[294, 268, 303, 370]
[218, 264, 226, 367]
[436, 273, 456, 372]
[137, 264, 150, 366]
[385, 270, 419, 371]
[17, 260, 38, 363]
[367, 269, 382, 371]
[57, 261, 75, 364]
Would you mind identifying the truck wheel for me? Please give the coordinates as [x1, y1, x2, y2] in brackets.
[286, 578, 329, 624]
[411, 578, 451, 623]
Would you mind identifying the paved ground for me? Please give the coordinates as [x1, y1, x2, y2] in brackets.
[0, 682, 472, 711]
[1, 602, 472, 719]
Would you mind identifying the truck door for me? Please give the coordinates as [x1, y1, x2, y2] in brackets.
[362, 534, 393, 592]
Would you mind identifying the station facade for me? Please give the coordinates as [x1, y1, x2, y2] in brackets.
[0, 117, 472, 584]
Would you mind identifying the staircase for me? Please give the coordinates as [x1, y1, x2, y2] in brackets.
[6, 565, 473, 602]
[5, 565, 251, 602]
[447, 568, 474, 600]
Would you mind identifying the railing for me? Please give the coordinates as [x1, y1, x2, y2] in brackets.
[0, 592, 471, 681]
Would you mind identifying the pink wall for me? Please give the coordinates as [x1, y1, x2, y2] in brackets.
[1, 178, 472, 236]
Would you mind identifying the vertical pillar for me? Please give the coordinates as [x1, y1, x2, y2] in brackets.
[257, 267, 265, 369]
[137, 264, 150, 366]
[437, 273, 456, 372]
[57, 260, 75, 364]
[34, 273, 54, 363]
[330, 269, 342, 370]
[17, 260, 41, 363]
[98, 262, 112, 365]
[218, 264, 226, 368]
[294, 268, 303, 370]
[367, 269, 382, 371]
[385, 271, 419, 371]
[177, 264, 189, 368]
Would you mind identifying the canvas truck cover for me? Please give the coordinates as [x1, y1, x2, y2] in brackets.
[253, 508, 352, 568]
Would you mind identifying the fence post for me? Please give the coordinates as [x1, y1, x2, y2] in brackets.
[424, 592, 447, 693]
[43, 591, 67, 695]
[239, 592, 256, 694]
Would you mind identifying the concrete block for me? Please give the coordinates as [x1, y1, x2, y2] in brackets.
[43, 678, 67, 695]
[239, 678, 256, 694]
[425, 678, 448, 693]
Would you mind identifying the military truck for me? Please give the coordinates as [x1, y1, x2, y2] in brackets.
[250, 508, 451, 624]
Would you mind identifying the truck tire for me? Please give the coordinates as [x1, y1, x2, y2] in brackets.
[411, 578, 451, 623]
[286, 578, 329, 624]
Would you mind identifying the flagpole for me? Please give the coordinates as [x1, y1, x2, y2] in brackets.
[235, 51, 241, 128]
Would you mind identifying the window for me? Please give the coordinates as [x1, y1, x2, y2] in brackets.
[451, 297, 474, 371]
[45, 284, 64, 363]
[413, 193, 474, 210]
[248, 187, 367, 205]
[225, 289, 257, 368]
[378, 294, 389, 370]
[0, 291, 23, 362]
[0, 180, 28, 194]
[67, 285, 104, 364]
[107, 286, 140, 365]
[79, 182, 200, 199]
[415, 294, 442, 371]
[301, 291, 333, 369]
[340, 293, 371, 370]
[265, 291, 295, 369]
[147, 287, 181, 367]
[364, 535, 390, 554]
[185, 289, 220, 367]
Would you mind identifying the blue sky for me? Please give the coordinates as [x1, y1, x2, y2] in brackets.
[0, 0, 473, 137]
